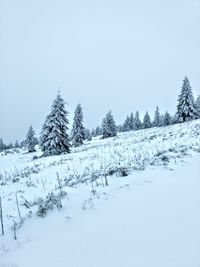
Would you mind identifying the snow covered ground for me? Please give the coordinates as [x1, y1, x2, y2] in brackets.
[0, 120, 200, 267]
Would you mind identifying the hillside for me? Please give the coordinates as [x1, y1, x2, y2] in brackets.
[0, 120, 200, 267]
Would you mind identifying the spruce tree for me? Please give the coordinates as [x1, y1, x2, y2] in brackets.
[102, 111, 117, 138]
[159, 114, 164, 127]
[195, 95, 200, 118]
[143, 112, 151, 128]
[163, 111, 172, 126]
[95, 126, 102, 136]
[117, 125, 123, 133]
[129, 112, 135, 130]
[134, 111, 142, 130]
[14, 140, 19, 148]
[40, 92, 70, 156]
[153, 106, 161, 127]
[177, 76, 198, 122]
[25, 126, 38, 152]
[123, 116, 131, 132]
[84, 128, 92, 141]
[91, 128, 96, 137]
[0, 138, 4, 152]
[71, 104, 85, 147]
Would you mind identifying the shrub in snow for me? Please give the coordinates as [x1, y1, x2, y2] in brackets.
[40, 92, 70, 156]
[71, 104, 85, 147]
[102, 111, 117, 138]
[25, 125, 38, 152]
[37, 192, 66, 217]
[177, 76, 198, 122]
[107, 166, 129, 177]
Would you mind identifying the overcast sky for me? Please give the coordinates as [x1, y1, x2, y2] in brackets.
[0, 0, 200, 143]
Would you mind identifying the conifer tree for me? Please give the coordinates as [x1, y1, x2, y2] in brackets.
[25, 126, 37, 152]
[143, 112, 151, 128]
[172, 113, 179, 125]
[163, 111, 172, 126]
[177, 76, 198, 122]
[102, 111, 117, 138]
[134, 111, 142, 130]
[0, 138, 4, 152]
[40, 92, 70, 156]
[129, 112, 135, 130]
[153, 106, 161, 127]
[84, 128, 92, 141]
[159, 114, 164, 127]
[91, 128, 96, 137]
[123, 116, 130, 132]
[195, 95, 200, 118]
[71, 104, 85, 147]
[14, 140, 19, 148]
[95, 125, 102, 136]
[117, 125, 123, 133]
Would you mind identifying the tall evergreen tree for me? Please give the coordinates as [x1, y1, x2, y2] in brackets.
[143, 112, 151, 128]
[123, 115, 131, 132]
[134, 111, 142, 130]
[102, 111, 117, 138]
[40, 92, 70, 156]
[195, 95, 200, 118]
[129, 112, 135, 130]
[91, 128, 96, 137]
[177, 76, 198, 122]
[84, 128, 92, 141]
[0, 138, 4, 151]
[14, 140, 19, 148]
[95, 125, 102, 136]
[163, 111, 172, 126]
[153, 106, 161, 127]
[25, 125, 38, 152]
[72, 104, 85, 147]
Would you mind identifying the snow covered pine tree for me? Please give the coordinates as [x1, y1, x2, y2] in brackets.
[123, 115, 131, 132]
[0, 138, 4, 152]
[25, 125, 38, 152]
[195, 95, 200, 118]
[71, 104, 85, 147]
[163, 111, 172, 126]
[102, 111, 117, 138]
[40, 92, 70, 156]
[153, 106, 161, 127]
[143, 112, 151, 128]
[134, 111, 142, 130]
[177, 76, 198, 122]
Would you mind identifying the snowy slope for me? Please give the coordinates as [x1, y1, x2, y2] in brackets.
[0, 120, 200, 267]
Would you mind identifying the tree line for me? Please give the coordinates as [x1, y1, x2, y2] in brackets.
[1, 76, 200, 156]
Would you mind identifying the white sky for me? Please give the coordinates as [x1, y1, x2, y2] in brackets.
[0, 0, 200, 142]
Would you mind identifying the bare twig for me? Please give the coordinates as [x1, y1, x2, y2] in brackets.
[0, 196, 4, 236]
[15, 192, 23, 224]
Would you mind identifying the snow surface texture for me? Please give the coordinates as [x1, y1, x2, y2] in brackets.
[0, 120, 200, 267]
